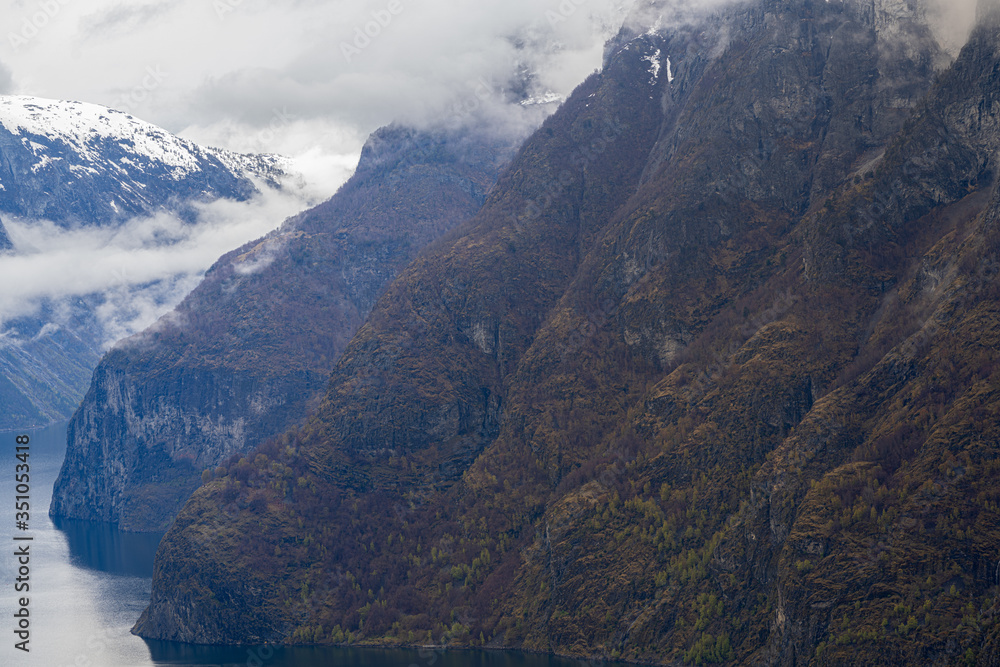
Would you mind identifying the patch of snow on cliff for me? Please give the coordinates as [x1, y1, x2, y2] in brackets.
[520, 92, 565, 107]
[643, 49, 662, 84]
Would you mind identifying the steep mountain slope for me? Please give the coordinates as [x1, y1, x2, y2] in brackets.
[135, 0, 1000, 665]
[0, 305, 104, 430]
[49, 126, 517, 531]
[0, 96, 284, 226]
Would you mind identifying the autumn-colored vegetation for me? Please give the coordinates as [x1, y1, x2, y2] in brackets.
[139, 4, 1000, 665]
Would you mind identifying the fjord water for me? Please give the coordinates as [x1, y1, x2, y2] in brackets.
[1, 423, 600, 667]
[1, 422, 162, 666]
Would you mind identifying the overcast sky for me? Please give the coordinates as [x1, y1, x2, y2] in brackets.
[0, 0, 640, 190]
[1, 0, 978, 188]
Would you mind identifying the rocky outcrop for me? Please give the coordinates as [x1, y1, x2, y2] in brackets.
[50, 126, 516, 532]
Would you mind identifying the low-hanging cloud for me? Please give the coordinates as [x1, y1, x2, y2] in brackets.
[623, 0, 741, 30]
[926, 0, 979, 56]
[0, 60, 13, 94]
[189, 0, 631, 128]
[0, 0, 639, 175]
[0, 181, 322, 347]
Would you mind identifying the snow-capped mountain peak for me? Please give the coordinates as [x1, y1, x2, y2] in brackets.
[0, 95, 289, 226]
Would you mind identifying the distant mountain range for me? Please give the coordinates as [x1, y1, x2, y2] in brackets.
[0, 96, 286, 226]
[0, 302, 104, 433]
[0, 95, 293, 432]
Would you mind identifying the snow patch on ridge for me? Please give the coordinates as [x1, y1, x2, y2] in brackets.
[520, 92, 565, 107]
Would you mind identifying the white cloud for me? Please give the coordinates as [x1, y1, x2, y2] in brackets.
[0, 182, 322, 345]
[0, 0, 638, 168]
[0, 59, 12, 94]
[926, 0, 979, 56]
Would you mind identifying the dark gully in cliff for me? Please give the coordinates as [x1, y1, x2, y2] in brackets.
[54, 0, 1000, 664]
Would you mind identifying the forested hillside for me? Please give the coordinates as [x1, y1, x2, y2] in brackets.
[135, 1, 1000, 664]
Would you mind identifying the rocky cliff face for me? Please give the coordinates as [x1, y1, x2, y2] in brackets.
[49, 126, 516, 531]
[135, 0, 1000, 664]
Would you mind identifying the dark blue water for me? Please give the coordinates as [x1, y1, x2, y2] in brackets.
[0, 423, 604, 667]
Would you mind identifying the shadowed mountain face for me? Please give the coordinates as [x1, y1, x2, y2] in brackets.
[0, 302, 105, 431]
[133, 0, 999, 664]
[48, 125, 518, 532]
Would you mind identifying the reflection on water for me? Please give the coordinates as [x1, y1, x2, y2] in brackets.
[145, 642, 605, 667]
[51, 516, 163, 578]
[0, 422, 156, 667]
[0, 422, 603, 667]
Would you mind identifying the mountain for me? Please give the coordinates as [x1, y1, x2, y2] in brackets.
[49, 125, 518, 531]
[0, 304, 104, 431]
[0, 95, 285, 226]
[0, 216, 11, 251]
[131, 0, 1000, 664]
[0, 96, 294, 432]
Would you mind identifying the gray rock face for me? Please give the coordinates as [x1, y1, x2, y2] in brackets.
[52, 360, 307, 530]
[803, 5, 1000, 282]
[606, 0, 946, 369]
[49, 125, 517, 532]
